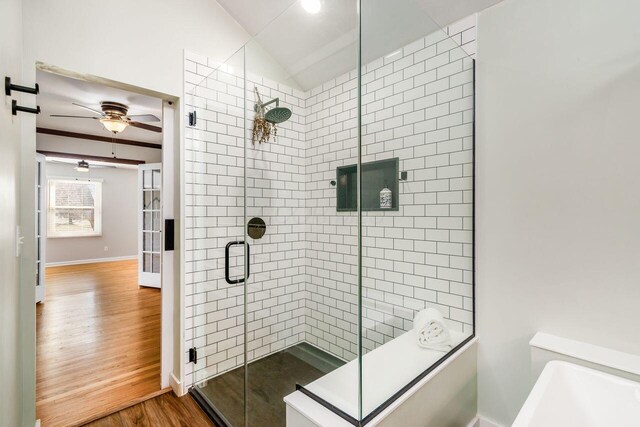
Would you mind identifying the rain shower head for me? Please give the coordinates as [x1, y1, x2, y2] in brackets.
[254, 87, 292, 124]
[265, 106, 292, 124]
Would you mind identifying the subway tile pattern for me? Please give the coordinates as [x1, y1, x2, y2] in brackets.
[183, 15, 476, 387]
[184, 63, 308, 387]
[305, 15, 476, 360]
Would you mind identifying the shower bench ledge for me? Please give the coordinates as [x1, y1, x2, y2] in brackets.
[285, 332, 476, 426]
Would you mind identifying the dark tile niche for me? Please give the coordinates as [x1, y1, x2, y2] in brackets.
[336, 157, 399, 212]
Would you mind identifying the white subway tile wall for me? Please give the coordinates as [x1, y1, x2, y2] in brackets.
[183, 15, 476, 388]
[184, 63, 308, 387]
[306, 15, 476, 359]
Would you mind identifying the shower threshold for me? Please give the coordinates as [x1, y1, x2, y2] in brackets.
[191, 342, 345, 427]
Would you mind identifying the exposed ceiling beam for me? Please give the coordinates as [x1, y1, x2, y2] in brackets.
[36, 127, 162, 150]
[37, 150, 145, 166]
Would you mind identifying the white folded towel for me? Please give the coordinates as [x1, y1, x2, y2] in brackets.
[413, 308, 452, 352]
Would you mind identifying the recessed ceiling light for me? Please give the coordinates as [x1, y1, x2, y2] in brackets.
[301, 0, 321, 14]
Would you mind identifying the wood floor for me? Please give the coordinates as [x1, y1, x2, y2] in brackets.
[83, 392, 215, 427]
[37, 260, 161, 427]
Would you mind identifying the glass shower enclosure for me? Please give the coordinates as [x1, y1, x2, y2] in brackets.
[184, 0, 475, 425]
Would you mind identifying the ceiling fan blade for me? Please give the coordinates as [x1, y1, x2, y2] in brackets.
[50, 114, 99, 119]
[128, 121, 162, 133]
[72, 102, 104, 116]
[126, 114, 160, 122]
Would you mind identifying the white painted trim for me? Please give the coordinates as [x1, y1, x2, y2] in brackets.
[35, 420, 41, 427]
[177, 49, 187, 394]
[45, 255, 136, 267]
[161, 100, 176, 390]
[466, 416, 480, 427]
[473, 415, 503, 427]
[170, 372, 184, 396]
[530, 332, 640, 377]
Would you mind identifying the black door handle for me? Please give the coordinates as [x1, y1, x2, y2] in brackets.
[225, 241, 250, 284]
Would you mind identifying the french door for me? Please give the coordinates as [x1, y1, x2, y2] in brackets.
[138, 163, 162, 288]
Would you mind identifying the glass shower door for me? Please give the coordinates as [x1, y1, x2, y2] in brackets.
[185, 1, 477, 425]
[243, 1, 359, 425]
[187, 46, 248, 427]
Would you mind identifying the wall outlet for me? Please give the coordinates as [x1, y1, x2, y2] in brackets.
[104, 246, 109, 252]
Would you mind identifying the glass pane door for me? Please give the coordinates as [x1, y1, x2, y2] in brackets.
[187, 46, 248, 427]
[244, 1, 359, 425]
[138, 163, 161, 288]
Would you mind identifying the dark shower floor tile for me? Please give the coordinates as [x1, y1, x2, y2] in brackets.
[195, 344, 342, 427]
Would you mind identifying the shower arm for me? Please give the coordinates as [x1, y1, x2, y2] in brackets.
[254, 96, 280, 112]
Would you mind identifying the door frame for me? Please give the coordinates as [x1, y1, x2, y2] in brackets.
[20, 63, 184, 425]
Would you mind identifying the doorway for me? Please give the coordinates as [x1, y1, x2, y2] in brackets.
[33, 68, 175, 426]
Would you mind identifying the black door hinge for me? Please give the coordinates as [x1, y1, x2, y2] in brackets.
[188, 110, 197, 126]
[189, 347, 198, 364]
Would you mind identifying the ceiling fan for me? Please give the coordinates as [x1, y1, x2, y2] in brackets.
[50, 101, 161, 134]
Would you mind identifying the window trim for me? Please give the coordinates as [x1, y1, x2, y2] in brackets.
[47, 177, 103, 238]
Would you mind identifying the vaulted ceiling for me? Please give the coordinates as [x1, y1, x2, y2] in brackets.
[216, 0, 504, 90]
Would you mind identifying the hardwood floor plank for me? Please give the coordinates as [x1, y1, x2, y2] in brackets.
[37, 260, 161, 427]
[83, 394, 215, 427]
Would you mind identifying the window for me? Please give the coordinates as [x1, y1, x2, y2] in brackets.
[48, 178, 102, 238]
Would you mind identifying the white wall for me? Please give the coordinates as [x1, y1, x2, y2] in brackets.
[19, 1, 250, 421]
[0, 1, 23, 425]
[45, 162, 139, 264]
[23, 0, 249, 99]
[476, 0, 640, 424]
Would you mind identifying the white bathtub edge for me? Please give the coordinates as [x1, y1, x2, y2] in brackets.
[529, 332, 640, 377]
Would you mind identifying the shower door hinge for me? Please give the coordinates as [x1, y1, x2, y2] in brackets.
[189, 347, 198, 364]
[188, 110, 197, 126]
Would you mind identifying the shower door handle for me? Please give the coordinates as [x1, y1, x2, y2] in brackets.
[225, 241, 250, 284]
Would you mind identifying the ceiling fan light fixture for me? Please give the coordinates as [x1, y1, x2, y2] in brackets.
[99, 117, 128, 134]
[75, 160, 90, 172]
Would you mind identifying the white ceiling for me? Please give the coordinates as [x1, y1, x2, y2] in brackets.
[36, 70, 163, 144]
[217, 0, 504, 90]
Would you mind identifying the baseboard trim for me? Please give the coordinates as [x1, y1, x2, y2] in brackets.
[170, 372, 185, 396]
[468, 415, 503, 427]
[46, 255, 137, 267]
